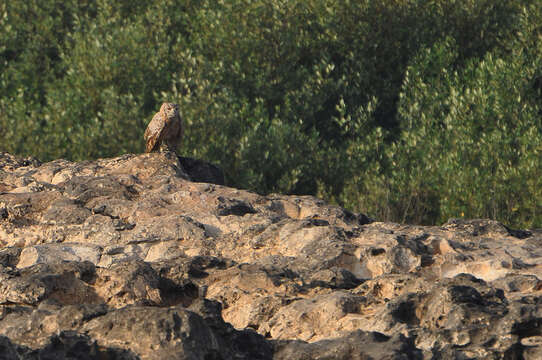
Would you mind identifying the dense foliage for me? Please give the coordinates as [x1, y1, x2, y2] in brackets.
[1, 0, 541, 227]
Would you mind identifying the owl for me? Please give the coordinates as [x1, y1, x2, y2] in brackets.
[144, 102, 183, 153]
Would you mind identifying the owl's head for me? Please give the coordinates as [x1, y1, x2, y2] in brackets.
[161, 102, 179, 119]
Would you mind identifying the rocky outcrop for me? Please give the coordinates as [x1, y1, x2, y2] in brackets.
[1, 151, 542, 359]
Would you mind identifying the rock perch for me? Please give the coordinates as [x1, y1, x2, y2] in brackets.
[1, 151, 542, 359]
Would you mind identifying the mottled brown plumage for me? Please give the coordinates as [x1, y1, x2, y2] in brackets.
[144, 102, 183, 153]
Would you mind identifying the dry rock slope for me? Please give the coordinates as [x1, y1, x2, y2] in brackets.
[1, 151, 542, 359]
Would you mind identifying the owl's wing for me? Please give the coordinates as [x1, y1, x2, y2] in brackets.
[144, 112, 165, 153]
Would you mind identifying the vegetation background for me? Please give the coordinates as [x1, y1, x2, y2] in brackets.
[1, 0, 541, 228]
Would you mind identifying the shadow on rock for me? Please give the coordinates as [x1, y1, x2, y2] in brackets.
[0, 332, 139, 360]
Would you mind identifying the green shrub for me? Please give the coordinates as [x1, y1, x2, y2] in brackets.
[1, 0, 540, 227]
[383, 4, 542, 226]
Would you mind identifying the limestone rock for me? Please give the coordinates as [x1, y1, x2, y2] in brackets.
[1, 151, 542, 359]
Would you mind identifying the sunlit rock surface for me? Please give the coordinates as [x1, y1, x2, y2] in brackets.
[1, 151, 541, 359]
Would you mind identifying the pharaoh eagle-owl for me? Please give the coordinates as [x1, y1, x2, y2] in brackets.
[144, 102, 183, 153]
